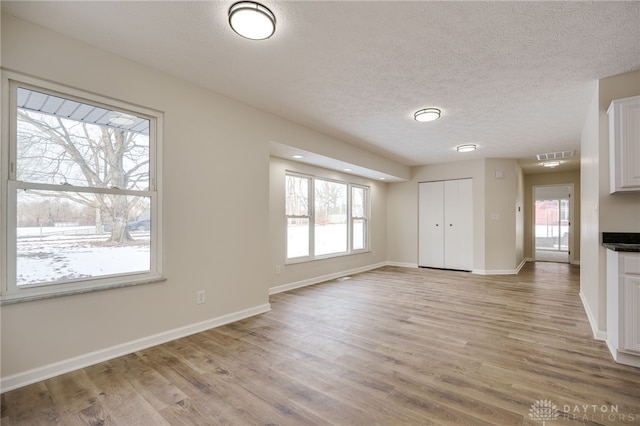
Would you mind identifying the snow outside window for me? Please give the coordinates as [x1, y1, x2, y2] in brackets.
[1, 76, 163, 303]
[285, 173, 369, 263]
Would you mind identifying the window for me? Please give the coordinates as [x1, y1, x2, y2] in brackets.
[286, 173, 369, 262]
[286, 174, 310, 259]
[1, 76, 163, 302]
[351, 186, 368, 251]
[314, 179, 347, 256]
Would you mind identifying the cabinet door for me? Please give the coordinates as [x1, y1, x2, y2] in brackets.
[609, 96, 640, 193]
[621, 275, 640, 354]
[444, 179, 473, 271]
[418, 181, 444, 268]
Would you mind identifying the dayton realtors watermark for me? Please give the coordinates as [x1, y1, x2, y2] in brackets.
[529, 399, 638, 424]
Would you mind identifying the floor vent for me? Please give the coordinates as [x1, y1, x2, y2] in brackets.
[536, 151, 574, 161]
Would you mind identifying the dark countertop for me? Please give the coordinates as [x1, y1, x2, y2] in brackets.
[602, 232, 640, 252]
[603, 243, 640, 252]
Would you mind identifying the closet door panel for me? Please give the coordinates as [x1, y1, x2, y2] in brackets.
[418, 181, 444, 268]
[456, 178, 474, 271]
[443, 180, 460, 269]
[444, 179, 473, 271]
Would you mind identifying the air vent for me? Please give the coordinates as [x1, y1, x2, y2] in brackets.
[536, 151, 574, 161]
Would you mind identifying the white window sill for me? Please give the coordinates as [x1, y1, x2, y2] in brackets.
[0, 275, 167, 305]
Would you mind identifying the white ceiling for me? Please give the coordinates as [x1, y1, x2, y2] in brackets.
[3, 1, 639, 176]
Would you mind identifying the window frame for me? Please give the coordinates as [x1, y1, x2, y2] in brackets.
[1, 72, 164, 304]
[285, 173, 312, 260]
[285, 171, 370, 264]
[350, 184, 369, 252]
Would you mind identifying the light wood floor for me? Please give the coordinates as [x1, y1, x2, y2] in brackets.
[2, 262, 640, 425]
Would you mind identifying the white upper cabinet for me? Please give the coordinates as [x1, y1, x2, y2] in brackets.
[608, 95, 640, 193]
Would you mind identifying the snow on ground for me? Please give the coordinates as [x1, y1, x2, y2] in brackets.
[17, 226, 150, 286]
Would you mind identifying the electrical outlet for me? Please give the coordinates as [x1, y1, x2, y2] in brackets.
[275, 265, 281, 274]
[196, 290, 205, 304]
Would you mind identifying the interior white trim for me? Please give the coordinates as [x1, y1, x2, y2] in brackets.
[269, 262, 387, 295]
[579, 290, 606, 341]
[473, 268, 519, 275]
[613, 351, 640, 368]
[0, 303, 271, 393]
[386, 261, 419, 268]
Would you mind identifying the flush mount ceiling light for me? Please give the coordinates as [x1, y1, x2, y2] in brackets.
[414, 108, 441, 122]
[292, 155, 303, 159]
[543, 161, 561, 168]
[228, 1, 276, 40]
[456, 144, 477, 152]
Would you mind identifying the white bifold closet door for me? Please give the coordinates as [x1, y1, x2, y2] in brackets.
[418, 179, 473, 271]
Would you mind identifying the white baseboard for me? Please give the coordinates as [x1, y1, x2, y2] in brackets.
[473, 268, 519, 275]
[613, 351, 640, 368]
[386, 261, 419, 268]
[474, 258, 528, 276]
[579, 290, 606, 341]
[269, 262, 387, 295]
[0, 303, 271, 393]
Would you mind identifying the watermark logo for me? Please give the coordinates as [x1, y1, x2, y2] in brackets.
[528, 399, 637, 423]
[529, 399, 559, 425]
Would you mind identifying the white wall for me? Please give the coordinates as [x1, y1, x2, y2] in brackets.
[484, 159, 524, 273]
[0, 14, 399, 386]
[515, 162, 525, 265]
[387, 159, 485, 269]
[580, 71, 640, 339]
[0, 13, 273, 381]
[386, 158, 524, 273]
[269, 157, 386, 291]
[580, 70, 640, 338]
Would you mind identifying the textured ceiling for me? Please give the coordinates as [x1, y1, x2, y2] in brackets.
[3, 1, 639, 174]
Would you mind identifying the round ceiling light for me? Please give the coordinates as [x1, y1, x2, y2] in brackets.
[456, 144, 477, 152]
[229, 2, 276, 40]
[414, 108, 441, 122]
[543, 161, 561, 167]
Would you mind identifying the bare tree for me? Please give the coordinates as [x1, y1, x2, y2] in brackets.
[315, 180, 346, 224]
[17, 109, 149, 243]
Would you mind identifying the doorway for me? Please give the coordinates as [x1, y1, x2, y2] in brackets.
[534, 185, 571, 263]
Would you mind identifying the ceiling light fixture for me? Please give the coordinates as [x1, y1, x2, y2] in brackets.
[543, 161, 561, 168]
[228, 1, 276, 40]
[292, 155, 303, 159]
[414, 108, 441, 122]
[456, 144, 477, 152]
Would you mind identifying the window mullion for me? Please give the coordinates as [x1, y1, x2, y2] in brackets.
[309, 176, 314, 258]
[347, 184, 353, 253]
[13, 181, 153, 197]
